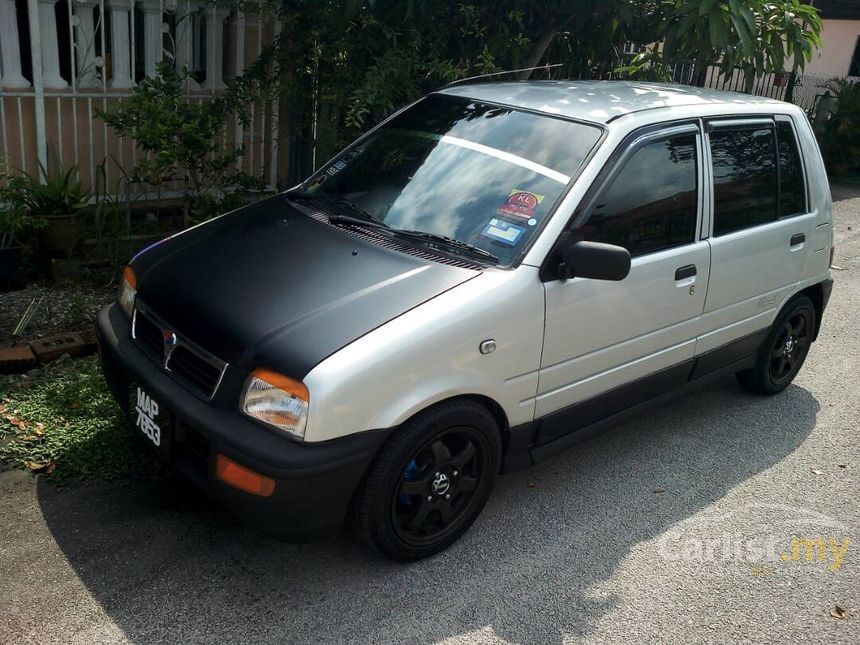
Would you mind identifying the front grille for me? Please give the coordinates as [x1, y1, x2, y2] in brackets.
[131, 303, 227, 400]
[167, 345, 223, 398]
[133, 310, 163, 360]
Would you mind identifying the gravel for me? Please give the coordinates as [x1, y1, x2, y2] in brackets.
[0, 271, 115, 346]
[0, 186, 858, 644]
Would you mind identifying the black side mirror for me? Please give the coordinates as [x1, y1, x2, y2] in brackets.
[559, 240, 631, 281]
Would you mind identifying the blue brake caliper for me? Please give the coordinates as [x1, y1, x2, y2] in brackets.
[399, 458, 420, 505]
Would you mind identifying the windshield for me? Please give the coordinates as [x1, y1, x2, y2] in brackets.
[301, 94, 603, 266]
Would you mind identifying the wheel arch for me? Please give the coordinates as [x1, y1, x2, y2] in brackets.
[460, 393, 510, 434]
[386, 393, 512, 463]
[797, 282, 826, 341]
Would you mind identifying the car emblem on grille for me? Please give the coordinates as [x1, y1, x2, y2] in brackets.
[162, 330, 178, 367]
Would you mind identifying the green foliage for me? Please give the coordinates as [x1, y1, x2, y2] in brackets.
[0, 190, 33, 249]
[0, 357, 157, 481]
[13, 161, 88, 216]
[0, 158, 87, 248]
[95, 1, 824, 192]
[265, 0, 822, 178]
[819, 80, 860, 173]
[98, 62, 267, 222]
[622, 0, 822, 84]
[275, 1, 534, 146]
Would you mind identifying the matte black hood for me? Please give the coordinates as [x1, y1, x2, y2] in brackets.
[132, 195, 480, 377]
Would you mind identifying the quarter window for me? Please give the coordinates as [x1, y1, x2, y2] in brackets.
[777, 121, 807, 217]
[711, 127, 778, 236]
[577, 134, 698, 256]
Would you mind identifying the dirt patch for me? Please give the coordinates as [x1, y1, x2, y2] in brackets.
[0, 269, 116, 347]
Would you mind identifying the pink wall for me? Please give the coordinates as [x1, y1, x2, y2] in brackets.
[804, 19, 860, 78]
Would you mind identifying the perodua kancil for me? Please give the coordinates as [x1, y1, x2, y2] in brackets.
[97, 81, 834, 560]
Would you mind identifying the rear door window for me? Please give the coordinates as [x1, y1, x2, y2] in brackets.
[576, 133, 699, 256]
[710, 126, 778, 236]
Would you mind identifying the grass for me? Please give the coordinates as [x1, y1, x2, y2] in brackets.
[0, 356, 158, 481]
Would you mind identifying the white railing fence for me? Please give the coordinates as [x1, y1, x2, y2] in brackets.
[0, 0, 279, 194]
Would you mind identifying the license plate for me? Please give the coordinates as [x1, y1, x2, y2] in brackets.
[130, 385, 172, 458]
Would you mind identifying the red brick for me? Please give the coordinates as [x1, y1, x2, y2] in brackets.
[29, 333, 91, 363]
[0, 346, 36, 374]
[78, 329, 99, 352]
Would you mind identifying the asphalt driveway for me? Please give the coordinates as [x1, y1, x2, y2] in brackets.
[1, 186, 858, 644]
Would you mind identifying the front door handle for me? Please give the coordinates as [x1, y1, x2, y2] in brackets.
[674, 264, 697, 281]
[790, 233, 805, 250]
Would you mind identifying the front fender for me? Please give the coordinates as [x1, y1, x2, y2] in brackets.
[302, 267, 545, 442]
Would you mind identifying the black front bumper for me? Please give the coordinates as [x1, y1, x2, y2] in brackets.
[96, 304, 389, 540]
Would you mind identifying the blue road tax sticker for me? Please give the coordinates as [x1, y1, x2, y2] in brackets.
[481, 218, 526, 246]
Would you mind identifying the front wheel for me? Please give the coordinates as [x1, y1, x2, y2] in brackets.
[736, 295, 816, 395]
[351, 400, 501, 561]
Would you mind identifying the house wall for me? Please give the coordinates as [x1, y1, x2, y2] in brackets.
[804, 19, 860, 78]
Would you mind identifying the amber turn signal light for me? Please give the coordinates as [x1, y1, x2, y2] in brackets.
[215, 454, 276, 497]
[122, 265, 137, 289]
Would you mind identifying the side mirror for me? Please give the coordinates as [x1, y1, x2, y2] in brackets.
[560, 240, 631, 281]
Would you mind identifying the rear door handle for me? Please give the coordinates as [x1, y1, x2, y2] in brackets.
[790, 233, 805, 250]
[674, 264, 697, 281]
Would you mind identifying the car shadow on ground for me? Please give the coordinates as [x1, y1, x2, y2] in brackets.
[830, 182, 860, 203]
[36, 376, 819, 644]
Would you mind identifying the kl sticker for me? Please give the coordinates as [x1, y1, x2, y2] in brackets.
[498, 189, 544, 219]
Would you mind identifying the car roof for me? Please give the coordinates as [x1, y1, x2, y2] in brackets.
[436, 80, 786, 125]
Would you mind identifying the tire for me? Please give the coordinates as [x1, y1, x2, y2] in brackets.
[351, 399, 502, 561]
[736, 295, 816, 395]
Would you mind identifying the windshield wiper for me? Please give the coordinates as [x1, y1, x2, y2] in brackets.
[286, 190, 388, 227]
[287, 190, 497, 264]
[390, 229, 499, 264]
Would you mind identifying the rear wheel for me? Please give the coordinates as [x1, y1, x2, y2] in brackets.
[351, 400, 501, 561]
[736, 295, 816, 395]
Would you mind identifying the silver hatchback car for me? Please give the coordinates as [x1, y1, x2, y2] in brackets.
[97, 81, 834, 560]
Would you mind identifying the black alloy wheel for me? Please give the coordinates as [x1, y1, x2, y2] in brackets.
[352, 400, 501, 561]
[768, 309, 812, 388]
[392, 426, 487, 548]
[737, 295, 817, 395]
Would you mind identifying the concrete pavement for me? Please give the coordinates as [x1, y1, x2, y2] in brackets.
[1, 186, 859, 644]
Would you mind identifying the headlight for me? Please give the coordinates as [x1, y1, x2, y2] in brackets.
[241, 369, 310, 439]
[118, 266, 137, 318]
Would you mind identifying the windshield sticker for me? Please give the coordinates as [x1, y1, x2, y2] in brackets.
[481, 218, 526, 246]
[498, 189, 545, 219]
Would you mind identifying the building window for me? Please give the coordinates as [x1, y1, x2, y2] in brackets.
[850, 36, 860, 77]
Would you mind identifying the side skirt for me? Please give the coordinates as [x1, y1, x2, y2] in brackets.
[501, 329, 767, 473]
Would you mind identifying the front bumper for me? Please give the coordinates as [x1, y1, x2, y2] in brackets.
[95, 303, 389, 540]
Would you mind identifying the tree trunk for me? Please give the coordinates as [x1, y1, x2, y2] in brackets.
[518, 29, 559, 79]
